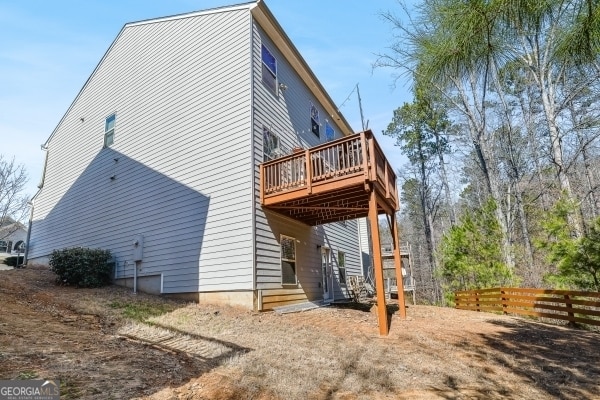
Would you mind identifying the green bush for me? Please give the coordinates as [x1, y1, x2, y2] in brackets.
[49, 247, 113, 288]
[3, 256, 24, 267]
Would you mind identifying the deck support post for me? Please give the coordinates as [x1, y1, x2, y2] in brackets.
[369, 189, 388, 335]
[391, 212, 406, 319]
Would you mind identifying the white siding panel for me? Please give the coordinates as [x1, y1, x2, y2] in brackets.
[30, 9, 255, 294]
[251, 22, 362, 300]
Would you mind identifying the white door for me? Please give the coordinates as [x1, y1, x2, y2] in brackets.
[321, 247, 331, 301]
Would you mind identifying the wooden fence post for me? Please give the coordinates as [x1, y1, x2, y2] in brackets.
[501, 289, 507, 315]
[565, 294, 575, 324]
[476, 292, 480, 312]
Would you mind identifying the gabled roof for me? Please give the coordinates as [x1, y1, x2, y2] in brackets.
[125, 1, 256, 28]
[42, 0, 354, 148]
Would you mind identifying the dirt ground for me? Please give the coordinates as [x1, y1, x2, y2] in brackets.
[1, 265, 599, 399]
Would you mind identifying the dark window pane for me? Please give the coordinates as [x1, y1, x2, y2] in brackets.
[281, 237, 296, 260]
[105, 114, 115, 131]
[311, 118, 320, 137]
[261, 44, 277, 74]
[282, 261, 296, 284]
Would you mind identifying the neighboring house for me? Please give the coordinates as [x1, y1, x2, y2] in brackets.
[0, 220, 27, 255]
[28, 1, 405, 325]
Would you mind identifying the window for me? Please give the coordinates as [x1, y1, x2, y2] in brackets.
[263, 126, 280, 162]
[310, 103, 320, 137]
[104, 114, 116, 147]
[261, 44, 277, 94]
[325, 121, 335, 141]
[338, 251, 346, 285]
[13, 241, 25, 252]
[281, 235, 297, 285]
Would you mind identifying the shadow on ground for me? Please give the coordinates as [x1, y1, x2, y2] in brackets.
[458, 318, 600, 399]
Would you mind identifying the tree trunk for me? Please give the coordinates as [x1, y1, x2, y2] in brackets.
[531, 32, 583, 236]
[417, 142, 438, 282]
[518, 85, 551, 211]
[456, 76, 514, 271]
[515, 185, 538, 285]
[435, 133, 456, 227]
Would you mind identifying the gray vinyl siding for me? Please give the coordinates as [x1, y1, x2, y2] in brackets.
[29, 8, 255, 293]
[323, 220, 362, 299]
[251, 22, 361, 300]
[357, 217, 372, 277]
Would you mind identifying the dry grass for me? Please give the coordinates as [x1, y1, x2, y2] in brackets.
[1, 266, 599, 399]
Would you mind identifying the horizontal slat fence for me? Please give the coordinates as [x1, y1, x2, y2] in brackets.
[455, 287, 600, 327]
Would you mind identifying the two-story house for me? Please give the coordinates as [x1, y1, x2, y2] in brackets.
[27, 0, 405, 334]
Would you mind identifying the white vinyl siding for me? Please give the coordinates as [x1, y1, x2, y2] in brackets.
[357, 217, 371, 277]
[251, 22, 361, 301]
[29, 8, 254, 293]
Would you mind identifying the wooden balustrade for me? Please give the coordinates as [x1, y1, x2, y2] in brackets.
[261, 131, 397, 203]
[455, 287, 600, 327]
[262, 153, 306, 195]
[259, 130, 398, 226]
[262, 134, 368, 193]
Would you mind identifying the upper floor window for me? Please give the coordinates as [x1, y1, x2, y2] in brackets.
[104, 114, 116, 147]
[310, 104, 320, 137]
[263, 126, 280, 162]
[261, 44, 277, 95]
[325, 121, 335, 141]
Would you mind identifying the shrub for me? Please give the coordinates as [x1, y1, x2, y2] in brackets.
[49, 247, 113, 288]
[3, 256, 24, 267]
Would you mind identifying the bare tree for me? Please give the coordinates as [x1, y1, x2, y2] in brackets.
[0, 156, 29, 240]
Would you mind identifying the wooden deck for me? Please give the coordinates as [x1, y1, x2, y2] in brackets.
[259, 129, 406, 335]
[259, 130, 398, 226]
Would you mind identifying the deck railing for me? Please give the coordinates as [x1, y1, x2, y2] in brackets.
[455, 287, 600, 327]
[260, 131, 397, 204]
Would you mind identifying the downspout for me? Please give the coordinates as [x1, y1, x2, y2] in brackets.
[24, 199, 34, 265]
[25, 144, 48, 264]
[249, 10, 258, 309]
[328, 246, 335, 303]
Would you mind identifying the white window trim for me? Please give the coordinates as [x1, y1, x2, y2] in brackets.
[261, 44, 278, 96]
[280, 234, 297, 285]
[263, 126, 281, 162]
[104, 113, 116, 147]
[338, 250, 347, 285]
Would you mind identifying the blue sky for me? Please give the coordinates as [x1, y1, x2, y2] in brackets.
[0, 0, 413, 197]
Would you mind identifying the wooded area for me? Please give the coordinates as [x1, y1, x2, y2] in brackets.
[377, 0, 600, 304]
